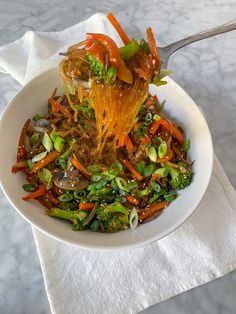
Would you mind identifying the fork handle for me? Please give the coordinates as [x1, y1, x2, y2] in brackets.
[163, 20, 236, 55]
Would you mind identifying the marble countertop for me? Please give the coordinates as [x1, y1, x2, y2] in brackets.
[0, 0, 236, 313]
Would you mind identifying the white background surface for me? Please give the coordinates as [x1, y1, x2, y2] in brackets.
[0, 0, 235, 313]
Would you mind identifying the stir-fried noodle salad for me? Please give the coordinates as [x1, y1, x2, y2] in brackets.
[12, 13, 193, 233]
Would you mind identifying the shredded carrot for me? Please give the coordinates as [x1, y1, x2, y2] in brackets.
[138, 200, 169, 221]
[146, 27, 161, 69]
[71, 154, 91, 179]
[107, 13, 130, 45]
[48, 88, 59, 113]
[121, 159, 143, 181]
[79, 202, 95, 210]
[126, 195, 139, 206]
[17, 119, 30, 162]
[22, 184, 46, 201]
[124, 135, 134, 152]
[171, 125, 185, 144]
[140, 134, 152, 145]
[31, 150, 60, 173]
[150, 173, 159, 182]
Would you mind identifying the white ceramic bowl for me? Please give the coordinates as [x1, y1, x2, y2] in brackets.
[0, 68, 213, 250]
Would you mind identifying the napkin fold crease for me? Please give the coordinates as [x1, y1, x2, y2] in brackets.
[0, 13, 235, 314]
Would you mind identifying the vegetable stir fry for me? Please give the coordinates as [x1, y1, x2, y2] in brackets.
[12, 13, 193, 233]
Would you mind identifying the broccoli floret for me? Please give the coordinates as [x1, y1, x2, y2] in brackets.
[96, 206, 113, 221]
[48, 208, 89, 231]
[168, 167, 193, 190]
[103, 216, 124, 233]
[87, 54, 106, 79]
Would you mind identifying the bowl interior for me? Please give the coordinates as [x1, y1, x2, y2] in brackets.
[0, 68, 213, 250]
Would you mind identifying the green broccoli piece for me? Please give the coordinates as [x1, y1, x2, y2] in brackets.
[87, 54, 106, 79]
[103, 216, 123, 233]
[96, 206, 113, 221]
[168, 167, 193, 190]
[48, 208, 89, 231]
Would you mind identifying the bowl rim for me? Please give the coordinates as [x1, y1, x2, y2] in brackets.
[0, 67, 213, 251]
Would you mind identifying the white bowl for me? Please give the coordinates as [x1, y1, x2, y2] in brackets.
[0, 68, 213, 250]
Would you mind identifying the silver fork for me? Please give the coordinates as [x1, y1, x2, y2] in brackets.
[159, 20, 236, 68]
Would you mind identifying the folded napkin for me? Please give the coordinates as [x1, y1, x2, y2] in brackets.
[0, 13, 236, 314]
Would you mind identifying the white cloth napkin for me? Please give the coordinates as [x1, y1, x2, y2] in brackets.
[0, 13, 236, 314]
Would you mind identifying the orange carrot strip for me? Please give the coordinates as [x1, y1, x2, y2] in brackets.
[31, 150, 60, 173]
[126, 195, 139, 206]
[71, 155, 91, 179]
[17, 119, 30, 162]
[48, 88, 59, 113]
[171, 125, 184, 144]
[150, 173, 159, 182]
[146, 27, 161, 68]
[79, 202, 95, 210]
[22, 184, 46, 201]
[107, 13, 130, 44]
[121, 159, 143, 181]
[138, 200, 169, 221]
[124, 135, 134, 153]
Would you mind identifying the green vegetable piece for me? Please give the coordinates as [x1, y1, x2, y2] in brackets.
[144, 164, 156, 178]
[148, 191, 165, 204]
[32, 151, 47, 163]
[153, 114, 161, 121]
[182, 139, 190, 152]
[40, 168, 52, 183]
[54, 136, 65, 152]
[90, 220, 100, 232]
[42, 132, 53, 153]
[56, 156, 67, 170]
[27, 160, 35, 171]
[137, 188, 151, 197]
[87, 54, 106, 79]
[156, 100, 166, 111]
[91, 175, 102, 183]
[150, 181, 161, 192]
[106, 66, 117, 85]
[32, 114, 42, 121]
[111, 179, 119, 191]
[158, 141, 167, 159]
[139, 38, 150, 54]
[74, 190, 87, 199]
[164, 194, 176, 202]
[178, 162, 188, 168]
[48, 208, 88, 228]
[148, 146, 157, 162]
[101, 170, 116, 181]
[31, 133, 40, 145]
[50, 128, 57, 142]
[145, 112, 153, 123]
[153, 167, 169, 178]
[115, 196, 127, 204]
[95, 179, 107, 189]
[168, 166, 193, 190]
[87, 164, 103, 174]
[58, 193, 74, 202]
[119, 39, 139, 60]
[127, 180, 138, 190]
[115, 177, 129, 192]
[135, 160, 146, 176]
[23, 183, 36, 192]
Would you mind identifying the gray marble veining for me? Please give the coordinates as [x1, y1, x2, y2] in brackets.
[0, 0, 236, 313]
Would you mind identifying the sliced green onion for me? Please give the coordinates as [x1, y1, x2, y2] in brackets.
[148, 146, 157, 162]
[157, 100, 166, 111]
[95, 179, 107, 190]
[153, 114, 161, 121]
[31, 133, 41, 145]
[115, 196, 127, 204]
[74, 190, 87, 199]
[145, 112, 152, 123]
[90, 220, 100, 232]
[87, 164, 102, 174]
[153, 167, 169, 178]
[129, 207, 139, 230]
[135, 160, 146, 176]
[144, 164, 156, 178]
[137, 188, 151, 197]
[42, 132, 53, 153]
[182, 139, 190, 152]
[27, 160, 35, 171]
[158, 141, 167, 158]
[50, 128, 57, 142]
[119, 39, 139, 60]
[127, 180, 138, 190]
[111, 179, 119, 191]
[101, 171, 116, 181]
[55, 156, 67, 170]
[178, 161, 188, 168]
[32, 114, 42, 121]
[106, 66, 117, 85]
[32, 151, 47, 163]
[54, 136, 64, 152]
[91, 175, 102, 183]
[164, 194, 176, 202]
[150, 181, 161, 192]
[139, 38, 150, 54]
[23, 183, 36, 192]
[115, 177, 129, 192]
[40, 168, 52, 183]
[58, 193, 74, 202]
[110, 161, 124, 172]
[148, 191, 164, 204]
